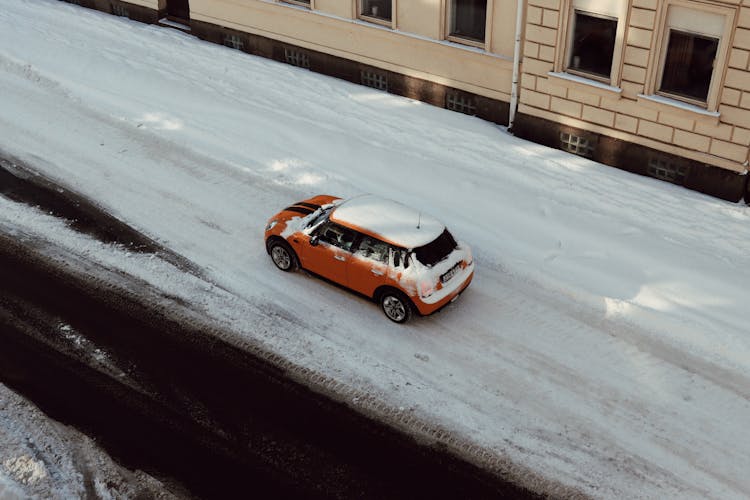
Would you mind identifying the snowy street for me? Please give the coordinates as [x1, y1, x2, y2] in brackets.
[2, 0, 750, 497]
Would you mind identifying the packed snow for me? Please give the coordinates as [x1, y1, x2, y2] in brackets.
[1, 0, 750, 497]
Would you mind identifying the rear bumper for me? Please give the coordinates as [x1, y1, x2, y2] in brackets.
[413, 272, 473, 316]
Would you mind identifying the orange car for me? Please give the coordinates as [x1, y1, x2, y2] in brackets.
[264, 194, 474, 323]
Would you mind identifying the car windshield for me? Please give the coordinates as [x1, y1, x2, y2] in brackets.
[306, 205, 333, 229]
[413, 229, 458, 267]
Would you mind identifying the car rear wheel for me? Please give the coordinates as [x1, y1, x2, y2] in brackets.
[380, 291, 412, 323]
[269, 240, 297, 272]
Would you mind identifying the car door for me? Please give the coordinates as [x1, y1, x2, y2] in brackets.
[301, 222, 356, 286]
[347, 235, 390, 298]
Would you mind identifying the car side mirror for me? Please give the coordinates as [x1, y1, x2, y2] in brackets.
[309, 235, 319, 247]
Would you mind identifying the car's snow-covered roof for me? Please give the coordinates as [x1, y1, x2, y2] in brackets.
[330, 194, 445, 248]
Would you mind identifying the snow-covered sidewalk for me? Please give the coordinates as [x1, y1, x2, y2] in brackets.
[1, 0, 750, 497]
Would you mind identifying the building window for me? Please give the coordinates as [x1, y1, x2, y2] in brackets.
[223, 34, 244, 51]
[660, 31, 718, 103]
[568, 11, 617, 80]
[654, 4, 729, 108]
[361, 70, 388, 91]
[561, 1, 625, 84]
[359, 0, 391, 23]
[282, 0, 310, 7]
[448, 0, 487, 43]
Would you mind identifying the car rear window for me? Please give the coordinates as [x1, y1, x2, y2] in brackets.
[413, 229, 458, 267]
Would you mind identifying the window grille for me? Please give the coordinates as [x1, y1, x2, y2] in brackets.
[361, 70, 388, 91]
[111, 3, 128, 17]
[446, 92, 477, 116]
[559, 132, 594, 157]
[647, 156, 688, 184]
[223, 34, 244, 51]
[284, 48, 310, 69]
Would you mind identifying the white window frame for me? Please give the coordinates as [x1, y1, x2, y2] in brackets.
[357, 0, 395, 28]
[445, 0, 492, 49]
[649, 1, 735, 111]
[558, 0, 627, 85]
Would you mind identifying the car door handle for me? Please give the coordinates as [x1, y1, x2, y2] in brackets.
[370, 269, 384, 276]
[334, 255, 346, 261]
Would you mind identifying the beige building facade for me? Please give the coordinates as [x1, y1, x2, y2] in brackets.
[515, 0, 750, 201]
[65, 0, 750, 202]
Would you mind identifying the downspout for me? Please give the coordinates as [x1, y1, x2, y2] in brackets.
[508, 0, 524, 132]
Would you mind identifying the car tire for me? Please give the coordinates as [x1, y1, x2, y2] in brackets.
[269, 240, 298, 272]
[380, 290, 413, 323]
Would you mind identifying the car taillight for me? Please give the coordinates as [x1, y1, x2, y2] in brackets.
[420, 281, 435, 298]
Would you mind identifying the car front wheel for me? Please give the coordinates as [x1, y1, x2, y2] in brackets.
[269, 240, 297, 272]
[380, 291, 412, 323]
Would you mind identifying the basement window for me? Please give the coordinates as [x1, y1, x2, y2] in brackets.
[284, 48, 310, 69]
[647, 156, 688, 184]
[560, 132, 594, 157]
[111, 3, 128, 17]
[223, 34, 244, 51]
[446, 92, 477, 116]
[361, 70, 388, 91]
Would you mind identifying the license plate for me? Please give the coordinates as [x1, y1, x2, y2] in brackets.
[441, 263, 461, 283]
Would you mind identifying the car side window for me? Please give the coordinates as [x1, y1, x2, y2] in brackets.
[355, 235, 389, 263]
[318, 222, 356, 252]
[390, 247, 409, 268]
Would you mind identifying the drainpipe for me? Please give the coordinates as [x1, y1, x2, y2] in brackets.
[508, 0, 524, 132]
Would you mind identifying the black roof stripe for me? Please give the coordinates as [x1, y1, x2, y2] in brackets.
[284, 205, 315, 215]
[295, 201, 321, 210]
